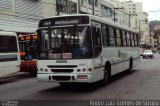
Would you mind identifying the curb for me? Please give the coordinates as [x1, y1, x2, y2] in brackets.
[0, 72, 30, 79]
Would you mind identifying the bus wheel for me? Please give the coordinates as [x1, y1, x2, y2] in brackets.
[128, 58, 133, 74]
[101, 65, 110, 85]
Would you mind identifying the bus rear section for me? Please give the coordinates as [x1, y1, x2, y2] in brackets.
[0, 31, 20, 77]
[18, 34, 38, 74]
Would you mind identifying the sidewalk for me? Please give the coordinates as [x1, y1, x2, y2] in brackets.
[0, 72, 30, 79]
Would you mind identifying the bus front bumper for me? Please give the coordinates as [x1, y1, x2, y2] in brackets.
[37, 73, 93, 83]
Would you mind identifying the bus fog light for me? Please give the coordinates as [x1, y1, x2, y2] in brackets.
[77, 69, 81, 72]
[77, 75, 88, 79]
[82, 68, 86, 72]
[40, 68, 43, 71]
[88, 68, 93, 72]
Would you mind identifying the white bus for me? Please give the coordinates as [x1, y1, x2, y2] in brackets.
[37, 14, 140, 85]
[0, 31, 20, 77]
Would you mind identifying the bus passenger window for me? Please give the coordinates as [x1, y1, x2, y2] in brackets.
[92, 27, 101, 46]
[116, 29, 121, 47]
[108, 26, 115, 46]
[102, 25, 109, 46]
[92, 27, 102, 57]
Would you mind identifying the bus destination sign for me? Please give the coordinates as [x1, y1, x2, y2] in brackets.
[39, 16, 89, 27]
[55, 19, 79, 25]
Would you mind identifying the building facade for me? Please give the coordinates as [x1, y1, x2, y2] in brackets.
[0, 0, 56, 33]
[114, 0, 150, 44]
[0, 0, 149, 42]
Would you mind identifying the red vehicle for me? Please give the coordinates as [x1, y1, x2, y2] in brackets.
[18, 34, 39, 75]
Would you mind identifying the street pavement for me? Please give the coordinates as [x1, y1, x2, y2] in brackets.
[0, 53, 160, 105]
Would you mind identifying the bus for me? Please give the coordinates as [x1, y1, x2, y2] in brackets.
[18, 34, 38, 74]
[0, 31, 20, 77]
[37, 14, 140, 85]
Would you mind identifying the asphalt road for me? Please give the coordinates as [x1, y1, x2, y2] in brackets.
[1, 53, 160, 105]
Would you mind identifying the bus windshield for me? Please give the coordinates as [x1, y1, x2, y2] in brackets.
[19, 35, 38, 61]
[39, 26, 93, 59]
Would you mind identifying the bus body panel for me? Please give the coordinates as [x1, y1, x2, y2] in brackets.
[20, 60, 37, 73]
[0, 61, 19, 77]
[18, 34, 38, 73]
[0, 32, 20, 77]
[37, 59, 97, 83]
[101, 47, 140, 75]
[37, 14, 140, 84]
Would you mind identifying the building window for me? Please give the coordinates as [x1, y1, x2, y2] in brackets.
[132, 4, 136, 6]
[95, 0, 98, 7]
[101, 5, 112, 17]
[81, 0, 85, 6]
[0, 0, 13, 10]
[88, 0, 92, 5]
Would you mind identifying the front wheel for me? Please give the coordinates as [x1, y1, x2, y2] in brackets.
[128, 59, 133, 74]
[101, 66, 110, 85]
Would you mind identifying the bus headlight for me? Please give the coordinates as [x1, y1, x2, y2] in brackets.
[45, 69, 48, 72]
[40, 68, 43, 71]
[88, 68, 93, 72]
[82, 68, 86, 72]
[77, 69, 81, 72]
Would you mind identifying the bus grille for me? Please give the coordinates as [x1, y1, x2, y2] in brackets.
[47, 65, 77, 68]
[51, 69, 74, 73]
[52, 76, 71, 81]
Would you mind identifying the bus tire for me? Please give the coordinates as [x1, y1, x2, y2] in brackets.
[101, 63, 111, 85]
[128, 58, 133, 74]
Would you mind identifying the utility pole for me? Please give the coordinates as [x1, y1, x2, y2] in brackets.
[56, 0, 62, 15]
[128, 13, 137, 28]
[128, 14, 131, 27]
[139, 20, 145, 43]
[150, 29, 152, 44]
[113, 10, 116, 22]
[92, 2, 95, 15]
[112, 7, 124, 22]
[139, 19, 148, 44]
[89, 0, 95, 15]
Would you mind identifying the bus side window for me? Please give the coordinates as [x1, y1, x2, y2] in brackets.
[92, 27, 101, 46]
[92, 27, 102, 57]
[125, 31, 128, 46]
[101, 25, 109, 46]
[136, 34, 139, 46]
[116, 29, 121, 47]
[108, 26, 115, 47]
[122, 30, 126, 46]
[120, 30, 123, 46]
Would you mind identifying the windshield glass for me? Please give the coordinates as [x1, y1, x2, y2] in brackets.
[39, 26, 93, 59]
[19, 37, 38, 60]
[144, 50, 152, 53]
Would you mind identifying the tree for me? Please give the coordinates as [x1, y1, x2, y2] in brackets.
[149, 20, 160, 36]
